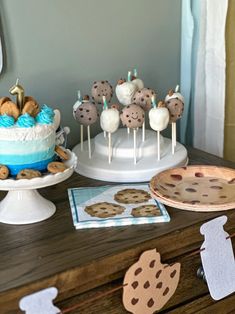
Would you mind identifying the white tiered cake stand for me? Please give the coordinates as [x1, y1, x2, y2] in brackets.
[73, 128, 188, 182]
[0, 150, 77, 225]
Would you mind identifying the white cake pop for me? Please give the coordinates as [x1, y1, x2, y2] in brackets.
[149, 98, 170, 161]
[115, 71, 137, 106]
[165, 85, 184, 103]
[131, 69, 144, 91]
[100, 96, 120, 163]
[149, 100, 169, 132]
[100, 100, 120, 133]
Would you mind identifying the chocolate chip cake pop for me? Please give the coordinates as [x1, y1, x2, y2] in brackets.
[73, 95, 98, 158]
[120, 104, 145, 164]
[165, 86, 184, 154]
[120, 104, 145, 129]
[149, 99, 170, 160]
[100, 96, 120, 164]
[91, 80, 113, 104]
[133, 88, 157, 111]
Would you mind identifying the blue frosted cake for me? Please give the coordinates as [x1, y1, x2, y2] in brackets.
[0, 104, 59, 176]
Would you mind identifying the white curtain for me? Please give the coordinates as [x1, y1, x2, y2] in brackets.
[181, 0, 228, 157]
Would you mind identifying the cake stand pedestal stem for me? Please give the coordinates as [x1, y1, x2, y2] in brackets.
[0, 189, 56, 225]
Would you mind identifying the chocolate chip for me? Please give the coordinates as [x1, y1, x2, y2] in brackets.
[88, 118, 91, 120]
[128, 120, 131, 123]
[131, 298, 139, 305]
[210, 186, 223, 190]
[98, 94, 100, 97]
[156, 282, 163, 288]
[156, 270, 162, 278]
[144, 281, 150, 289]
[210, 178, 219, 182]
[134, 268, 142, 276]
[149, 260, 156, 269]
[170, 270, 177, 278]
[138, 119, 141, 122]
[195, 172, 204, 177]
[94, 85, 97, 89]
[132, 281, 138, 289]
[165, 183, 176, 188]
[163, 287, 170, 296]
[147, 298, 154, 308]
[126, 115, 129, 117]
[141, 98, 144, 101]
[80, 115, 84, 118]
[185, 188, 197, 192]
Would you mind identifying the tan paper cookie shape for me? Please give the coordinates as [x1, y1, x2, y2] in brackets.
[123, 249, 180, 314]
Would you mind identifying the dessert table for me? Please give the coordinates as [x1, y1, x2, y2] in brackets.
[1, 147, 235, 314]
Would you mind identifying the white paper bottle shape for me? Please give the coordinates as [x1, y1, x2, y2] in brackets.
[200, 215, 235, 300]
[19, 287, 60, 314]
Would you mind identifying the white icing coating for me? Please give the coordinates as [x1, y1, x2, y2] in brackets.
[115, 82, 137, 106]
[132, 78, 144, 90]
[100, 108, 120, 133]
[73, 99, 82, 118]
[0, 124, 56, 141]
[165, 92, 184, 103]
[149, 107, 170, 131]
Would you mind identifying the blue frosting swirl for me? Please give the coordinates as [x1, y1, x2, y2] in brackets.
[0, 114, 15, 128]
[36, 104, 55, 125]
[17, 113, 36, 128]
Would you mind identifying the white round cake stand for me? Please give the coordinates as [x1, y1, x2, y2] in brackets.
[0, 150, 77, 225]
[73, 129, 188, 183]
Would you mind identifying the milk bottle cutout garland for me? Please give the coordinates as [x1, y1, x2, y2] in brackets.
[200, 215, 235, 300]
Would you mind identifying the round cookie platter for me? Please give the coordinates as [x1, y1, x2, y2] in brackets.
[150, 165, 235, 212]
[0, 150, 77, 224]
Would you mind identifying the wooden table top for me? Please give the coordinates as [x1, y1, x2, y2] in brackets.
[1, 147, 235, 312]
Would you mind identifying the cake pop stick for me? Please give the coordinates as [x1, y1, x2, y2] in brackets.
[165, 85, 184, 148]
[80, 125, 84, 151]
[87, 124, 91, 159]
[133, 128, 137, 164]
[100, 96, 120, 163]
[149, 98, 170, 161]
[73, 94, 98, 158]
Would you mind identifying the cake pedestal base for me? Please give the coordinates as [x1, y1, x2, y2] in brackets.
[0, 150, 77, 225]
[73, 129, 188, 183]
[0, 190, 56, 225]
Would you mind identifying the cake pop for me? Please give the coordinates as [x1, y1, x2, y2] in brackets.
[120, 104, 144, 164]
[100, 96, 120, 164]
[131, 68, 144, 91]
[165, 86, 184, 154]
[132, 87, 157, 142]
[73, 94, 98, 158]
[91, 80, 113, 104]
[149, 99, 170, 160]
[115, 72, 137, 106]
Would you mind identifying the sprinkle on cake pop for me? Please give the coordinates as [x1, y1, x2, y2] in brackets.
[120, 104, 145, 129]
[115, 71, 137, 106]
[100, 96, 120, 164]
[133, 87, 157, 111]
[91, 80, 113, 104]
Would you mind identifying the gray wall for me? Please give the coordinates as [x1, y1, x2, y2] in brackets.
[0, 0, 181, 147]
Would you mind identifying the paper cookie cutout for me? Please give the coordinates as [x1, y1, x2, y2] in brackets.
[200, 215, 235, 300]
[123, 249, 181, 314]
[19, 287, 60, 314]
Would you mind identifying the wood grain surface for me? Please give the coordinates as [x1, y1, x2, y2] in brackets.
[1, 147, 235, 313]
